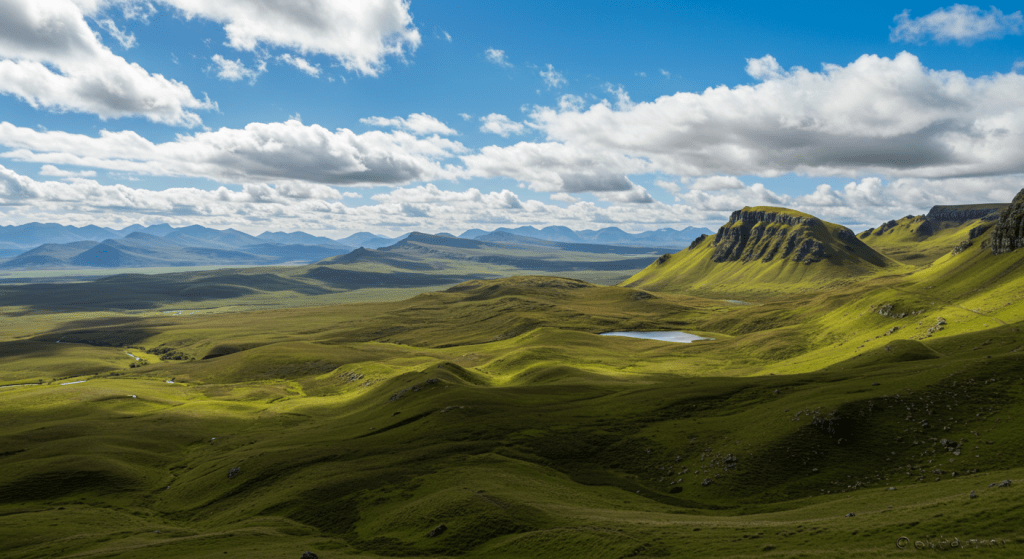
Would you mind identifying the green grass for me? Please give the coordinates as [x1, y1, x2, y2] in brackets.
[1, 220, 1024, 557]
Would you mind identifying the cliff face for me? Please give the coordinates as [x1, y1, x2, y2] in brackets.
[990, 189, 1024, 255]
[927, 204, 1006, 224]
[710, 209, 839, 265]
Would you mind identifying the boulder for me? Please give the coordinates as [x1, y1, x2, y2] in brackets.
[427, 524, 447, 537]
[301, 553, 319, 559]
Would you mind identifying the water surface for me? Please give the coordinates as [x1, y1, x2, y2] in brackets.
[600, 331, 712, 343]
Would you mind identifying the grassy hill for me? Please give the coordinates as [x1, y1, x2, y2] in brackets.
[2, 200, 1023, 558]
[625, 206, 900, 299]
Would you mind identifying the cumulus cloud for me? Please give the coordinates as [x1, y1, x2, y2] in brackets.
[0, 0, 214, 126]
[689, 175, 746, 191]
[745, 54, 784, 80]
[210, 54, 266, 83]
[680, 183, 791, 213]
[540, 64, 566, 89]
[157, 0, 420, 76]
[0, 118, 467, 187]
[278, 53, 320, 77]
[891, 4, 1023, 45]
[479, 114, 526, 137]
[361, 113, 457, 136]
[596, 184, 655, 204]
[470, 51, 1024, 190]
[485, 48, 511, 67]
[39, 164, 96, 178]
[463, 140, 651, 193]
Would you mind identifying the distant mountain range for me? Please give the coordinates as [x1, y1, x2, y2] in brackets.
[458, 225, 712, 248]
[0, 222, 713, 270]
[0, 224, 355, 270]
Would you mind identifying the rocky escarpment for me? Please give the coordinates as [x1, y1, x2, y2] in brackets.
[861, 204, 1007, 241]
[710, 209, 832, 265]
[989, 189, 1024, 255]
[926, 204, 1006, 224]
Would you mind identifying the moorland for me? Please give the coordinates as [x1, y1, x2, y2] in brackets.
[1, 197, 1022, 558]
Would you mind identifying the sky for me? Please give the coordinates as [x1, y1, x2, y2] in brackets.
[1, 1, 1024, 238]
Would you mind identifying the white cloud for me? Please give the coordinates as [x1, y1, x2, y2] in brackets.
[689, 175, 746, 191]
[278, 53, 320, 77]
[39, 164, 97, 178]
[474, 52, 1024, 188]
[210, 54, 266, 84]
[654, 179, 682, 196]
[0, 118, 467, 188]
[549, 192, 578, 203]
[558, 94, 585, 112]
[121, 1, 157, 23]
[745, 54, 784, 80]
[0, 0, 214, 126]
[681, 183, 791, 212]
[96, 18, 137, 49]
[605, 84, 632, 109]
[891, 4, 1024, 45]
[596, 184, 654, 204]
[442, 31, 452, 42]
[157, 0, 421, 76]
[540, 64, 566, 89]
[479, 114, 526, 137]
[458, 113, 472, 121]
[485, 48, 511, 67]
[361, 113, 457, 136]
[660, 69, 670, 78]
[463, 140, 651, 193]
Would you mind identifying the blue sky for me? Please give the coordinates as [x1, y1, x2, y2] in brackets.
[1, 1, 1023, 237]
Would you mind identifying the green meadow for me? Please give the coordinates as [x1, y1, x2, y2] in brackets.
[2, 216, 1023, 558]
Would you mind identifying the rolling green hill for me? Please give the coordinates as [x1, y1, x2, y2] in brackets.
[2, 198, 1024, 558]
[857, 203, 1007, 265]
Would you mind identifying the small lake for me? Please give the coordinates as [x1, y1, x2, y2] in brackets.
[600, 331, 712, 344]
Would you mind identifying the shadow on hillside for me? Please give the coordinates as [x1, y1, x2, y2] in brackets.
[0, 272, 332, 314]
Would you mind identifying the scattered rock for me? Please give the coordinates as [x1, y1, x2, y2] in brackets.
[846, 512, 856, 517]
[227, 467, 241, 479]
[951, 239, 972, 255]
[701, 478, 713, 487]
[301, 553, 319, 559]
[427, 524, 447, 537]
[888, 486, 896, 491]
[390, 378, 441, 401]
[998, 480, 1012, 488]
[970, 490, 978, 499]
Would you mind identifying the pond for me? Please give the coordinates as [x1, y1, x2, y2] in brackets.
[600, 331, 713, 344]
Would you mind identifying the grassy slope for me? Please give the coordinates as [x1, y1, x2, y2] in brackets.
[624, 208, 902, 300]
[858, 216, 992, 265]
[1, 240, 1023, 557]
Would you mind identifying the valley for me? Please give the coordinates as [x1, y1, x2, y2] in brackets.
[1, 200, 1022, 558]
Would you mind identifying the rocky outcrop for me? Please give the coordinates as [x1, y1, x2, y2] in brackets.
[688, 234, 708, 250]
[927, 204, 1006, 224]
[990, 189, 1024, 255]
[710, 209, 831, 265]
